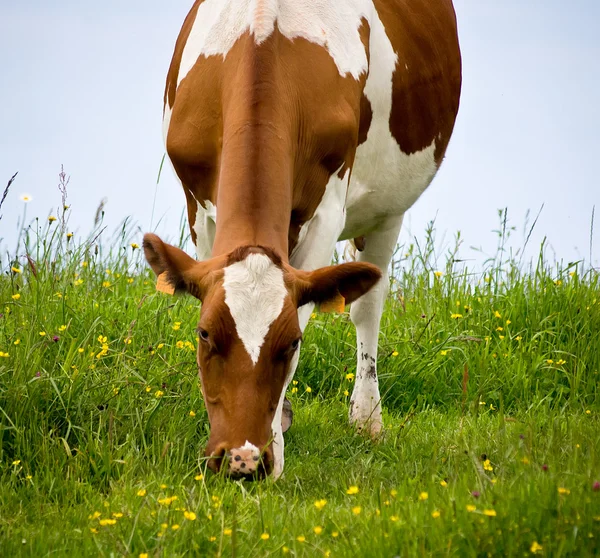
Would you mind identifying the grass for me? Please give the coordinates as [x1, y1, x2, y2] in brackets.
[1, 204, 599, 557]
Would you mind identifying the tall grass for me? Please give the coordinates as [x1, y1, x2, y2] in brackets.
[1, 188, 599, 557]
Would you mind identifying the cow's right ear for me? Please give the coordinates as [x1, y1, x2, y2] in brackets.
[143, 233, 219, 300]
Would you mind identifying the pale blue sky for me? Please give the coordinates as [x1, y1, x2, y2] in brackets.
[1, 1, 599, 268]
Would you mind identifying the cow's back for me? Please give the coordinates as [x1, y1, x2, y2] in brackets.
[163, 0, 461, 248]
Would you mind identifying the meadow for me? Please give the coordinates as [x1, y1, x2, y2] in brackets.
[1, 198, 599, 557]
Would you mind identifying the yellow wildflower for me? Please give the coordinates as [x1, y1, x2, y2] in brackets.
[261, 532, 270, 540]
[99, 519, 116, 526]
[296, 535, 305, 543]
[112, 512, 123, 518]
[346, 485, 359, 495]
[440, 480, 448, 487]
[483, 459, 493, 472]
[418, 492, 428, 501]
[314, 499, 327, 510]
[494, 311, 501, 318]
[450, 313, 463, 319]
[172, 524, 180, 530]
[345, 372, 355, 381]
[531, 541, 543, 554]
[434, 271, 443, 278]
[11, 266, 22, 274]
[11, 293, 20, 300]
[313, 526, 323, 535]
[158, 496, 178, 506]
[39, 331, 46, 336]
[155, 390, 164, 398]
[432, 510, 441, 519]
[102, 281, 111, 288]
[184, 511, 197, 521]
[12, 460, 20, 466]
[14, 339, 20, 345]
[352, 506, 362, 515]
[223, 528, 232, 536]
[137, 489, 147, 497]
[466, 505, 476, 512]
[131, 243, 140, 250]
[194, 474, 203, 481]
[483, 509, 497, 517]
[48, 216, 57, 223]
[306, 386, 312, 393]
[390, 515, 399, 522]
[558, 487, 570, 495]
[391, 350, 399, 357]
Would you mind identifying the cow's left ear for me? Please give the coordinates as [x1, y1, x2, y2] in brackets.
[291, 262, 382, 308]
[142, 233, 223, 299]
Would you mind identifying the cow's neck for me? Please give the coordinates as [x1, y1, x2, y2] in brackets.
[211, 117, 293, 261]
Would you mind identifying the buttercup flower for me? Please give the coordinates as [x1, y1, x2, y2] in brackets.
[346, 485, 359, 495]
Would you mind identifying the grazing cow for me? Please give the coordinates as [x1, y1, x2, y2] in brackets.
[144, 0, 461, 479]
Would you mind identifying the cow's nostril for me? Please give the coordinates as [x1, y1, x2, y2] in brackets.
[234, 455, 242, 462]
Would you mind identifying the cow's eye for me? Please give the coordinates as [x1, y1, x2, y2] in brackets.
[198, 328, 209, 342]
[291, 338, 301, 351]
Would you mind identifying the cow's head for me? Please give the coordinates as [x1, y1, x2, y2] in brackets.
[143, 233, 380, 478]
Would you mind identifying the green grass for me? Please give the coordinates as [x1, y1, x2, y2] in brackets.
[1, 211, 599, 557]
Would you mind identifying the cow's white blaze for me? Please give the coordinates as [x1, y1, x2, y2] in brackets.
[223, 253, 287, 364]
[177, 0, 375, 89]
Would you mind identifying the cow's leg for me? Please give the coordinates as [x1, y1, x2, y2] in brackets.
[349, 215, 403, 437]
[271, 173, 348, 479]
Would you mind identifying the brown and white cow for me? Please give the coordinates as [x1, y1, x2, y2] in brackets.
[144, 0, 461, 479]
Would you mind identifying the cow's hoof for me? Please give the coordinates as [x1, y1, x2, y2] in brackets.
[349, 400, 383, 439]
[282, 398, 293, 433]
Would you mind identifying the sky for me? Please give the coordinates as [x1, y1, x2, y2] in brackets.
[1, 0, 599, 270]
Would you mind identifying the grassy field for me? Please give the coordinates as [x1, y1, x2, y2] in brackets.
[1, 208, 599, 557]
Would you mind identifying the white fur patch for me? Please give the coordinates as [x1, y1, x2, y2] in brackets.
[239, 440, 259, 453]
[192, 198, 217, 261]
[341, 10, 438, 239]
[177, 0, 374, 87]
[223, 253, 287, 364]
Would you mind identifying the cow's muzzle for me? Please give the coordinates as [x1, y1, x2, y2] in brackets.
[207, 441, 273, 479]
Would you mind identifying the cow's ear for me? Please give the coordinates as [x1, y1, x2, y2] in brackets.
[143, 233, 215, 299]
[292, 262, 382, 309]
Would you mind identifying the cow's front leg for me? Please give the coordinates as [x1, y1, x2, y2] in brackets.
[271, 304, 313, 479]
[349, 216, 403, 437]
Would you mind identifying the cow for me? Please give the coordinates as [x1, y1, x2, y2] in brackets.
[144, 0, 461, 479]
